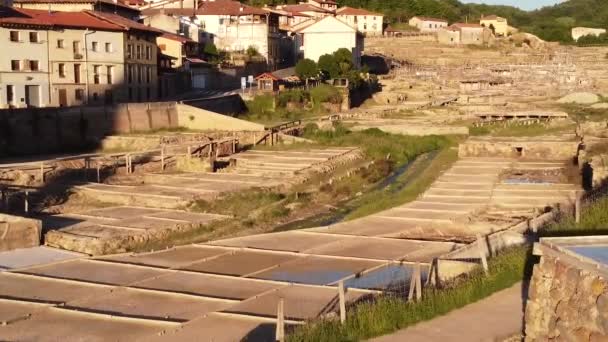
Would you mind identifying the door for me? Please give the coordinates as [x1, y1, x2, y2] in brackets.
[104, 90, 113, 104]
[25, 85, 40, 108]
[58, 89, 67, 107]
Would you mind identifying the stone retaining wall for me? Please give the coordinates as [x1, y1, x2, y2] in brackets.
[459, 139, 579, 159]
[0, 214, 41, 252]
[525, 254, 608, 341]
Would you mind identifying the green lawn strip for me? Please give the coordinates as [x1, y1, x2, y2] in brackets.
[345, 146, 458, 220]
[542, 195, 608, 236]
[287, 246, 529, 342]
[469, 122, 576, 137]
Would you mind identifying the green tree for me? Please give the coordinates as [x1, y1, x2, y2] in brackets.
[295, 58, 318, 87]
[318, 54, 340, 79]
[333, 48, 354, 76]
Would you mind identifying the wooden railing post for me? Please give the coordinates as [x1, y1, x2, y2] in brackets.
[275, 298, 285, 342]
[338, 280, 346, 323]
[477, 234, 489, 274]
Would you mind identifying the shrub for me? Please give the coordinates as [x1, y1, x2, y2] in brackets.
[318, 54, 340, 79]
[295, 59, 319, 84]
[310, 84, 342, 105]
[245, 94, 274, 118]
[277, 89, 308, 108]
[246, 45, 260, 57]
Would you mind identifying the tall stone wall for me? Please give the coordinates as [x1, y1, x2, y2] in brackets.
[525, 255, 608, 341]
[459, 139, 579, 160]
[0, 102, 178, 157]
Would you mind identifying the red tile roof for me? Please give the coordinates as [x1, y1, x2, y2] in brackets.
[13, 0, 135, 11]
[336, 6, 382, 16]
[411, 16, 448, 23]
[281, 4, 332, 14]
[85, 10, 163, 34]
[198, 0, 268, 16]
[159, 30, 196, 43]
[0, 7, 124, 30]
[450, 23, 483, 29]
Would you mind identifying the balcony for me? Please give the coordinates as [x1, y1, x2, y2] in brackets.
[74, 53, 83, 60]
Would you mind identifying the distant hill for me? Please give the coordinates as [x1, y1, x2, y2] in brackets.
[245, 0, 608, 43]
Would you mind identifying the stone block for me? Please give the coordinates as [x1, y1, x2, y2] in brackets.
[0, 214, 41, 252]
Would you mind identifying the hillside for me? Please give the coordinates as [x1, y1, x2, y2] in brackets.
[245, 0, 608, 43]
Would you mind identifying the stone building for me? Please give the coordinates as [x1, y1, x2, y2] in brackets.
[336, 6, 383, 37]
[408, 16, 448, 32]
[439, 23, 492, 46]
[141, 9, 205, 43]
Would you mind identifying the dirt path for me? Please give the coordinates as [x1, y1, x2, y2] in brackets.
[370, 282, 526, 342]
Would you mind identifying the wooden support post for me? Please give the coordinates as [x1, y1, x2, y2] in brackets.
[232, 133, 236, 154]
[338, 280, 346, 324]
[187, 146, 192, 160]
[83, 158, 89, 181]
[125, 155, 130, 175]
[253, 133, 257, 146]
[39, 162, 44, 183]
[575, 192, 582, 224]
[160, 147, 165, 172]
[24, 190, 29, 213]
[1, 189, 6, 212]
[275, 298, 285, 342]
[415, 262, 422, 301]
[96, 163, 101, 183]
[477, 234, 489, 274]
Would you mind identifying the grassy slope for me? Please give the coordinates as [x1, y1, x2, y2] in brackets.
[287, 246, 529, 342]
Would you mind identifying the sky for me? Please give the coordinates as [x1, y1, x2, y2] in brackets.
[464, 0, 564, 10]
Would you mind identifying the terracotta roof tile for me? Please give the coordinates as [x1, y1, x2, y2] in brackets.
[0, 7, 124, 30]
[336, 6, 382, 16]
[411, 16, 448, 23]
[281, 4, 332, 14]
[85, 10, 163, 33]
[198, 0, 268, 16]
[160, 30, 195, 43]
[12, 0, 135, 11]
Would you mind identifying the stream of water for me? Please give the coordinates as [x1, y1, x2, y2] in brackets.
[273, 151, 436, 232]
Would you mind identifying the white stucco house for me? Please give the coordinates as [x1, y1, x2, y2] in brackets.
[408, 16, 448, 32]
[293, 16, 363, 68]
[336, 6, 383, 37]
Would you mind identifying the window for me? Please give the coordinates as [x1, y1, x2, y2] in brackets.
[74, 64, 81, 83]
[128, 65, 134, 83]
[136, 45, 141, 59]
[29, 60, 39, 71]
[6, 85, 14, 103]
[106, 65, 113, 84]
[58, 63, 66, 78]
[127, 44, 133, 58]
[128, 87, 133, 101]
[146, 66, 151, 84]
[73, 40, 80, 53]
[146, 87, 150, 100]
[137, 65, 142, 83]
[145, 46, 151, 60]
[93, 92, 98, 101]
[75, 89, 84, 100]
[57, 39, 64, 48]
[92, 41, 99, 52]
[93, 65, 101, 84]
[9, 31, 19, 42]
[29, 32, 38, 43]
[10, 60, 20, 71]
[105, 42, 112, 53]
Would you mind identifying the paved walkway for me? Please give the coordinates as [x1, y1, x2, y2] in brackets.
[371, 282, 526, 342]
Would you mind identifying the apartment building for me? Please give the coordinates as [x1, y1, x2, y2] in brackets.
[142, 10, 204, 43]
[87, 11, 162, 102]
[0, 6, 50, 108]
[157, 31, 198, 68]
[195, 0, 281, 70]
[336, 6, 383, 36]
